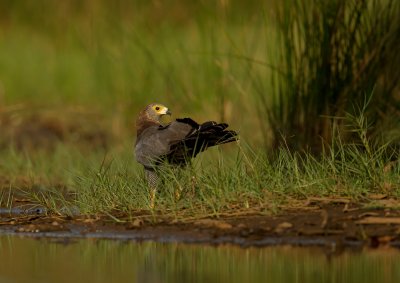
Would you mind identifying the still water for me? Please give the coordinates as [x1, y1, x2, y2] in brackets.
[0, 236, 399, 283]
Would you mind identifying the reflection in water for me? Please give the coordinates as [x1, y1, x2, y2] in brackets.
[0, 236, 399, 283]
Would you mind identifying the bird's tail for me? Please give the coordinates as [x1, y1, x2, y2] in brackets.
[169, 118, 238, 161]
[197, 121, 238, 146]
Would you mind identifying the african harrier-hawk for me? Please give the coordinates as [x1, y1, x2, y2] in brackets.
[135, 103, 238, 188]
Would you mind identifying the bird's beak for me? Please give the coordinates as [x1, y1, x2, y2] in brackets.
[160, 107, 172, 116]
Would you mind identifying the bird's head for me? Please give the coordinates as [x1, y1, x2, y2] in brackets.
[144, 103, 172, 123]
[136, 103, 172, 137]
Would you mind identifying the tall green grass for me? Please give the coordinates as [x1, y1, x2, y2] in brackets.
[255, 0, 400, 151]
[10, 141, 398, 218]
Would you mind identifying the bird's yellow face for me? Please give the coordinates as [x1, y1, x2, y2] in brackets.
[147, 103, 172, 125]
[151, 104, 170, 116]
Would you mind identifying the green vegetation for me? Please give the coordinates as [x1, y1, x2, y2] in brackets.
[1, 112, 399, 218]
[0, 0, 399, 218]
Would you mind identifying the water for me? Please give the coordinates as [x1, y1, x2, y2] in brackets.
[0, 236, 399, 283]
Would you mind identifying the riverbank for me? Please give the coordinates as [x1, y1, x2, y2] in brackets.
[2, 198, 400, 249]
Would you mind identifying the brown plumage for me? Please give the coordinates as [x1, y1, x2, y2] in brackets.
[135, 103, 238, 187]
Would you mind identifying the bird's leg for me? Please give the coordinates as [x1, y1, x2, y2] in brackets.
[149, 188, 156, 209]
[145, 168, 158, 209]
[174, 185, 182, 201]
[190, 175, 197, 197]
[171, 167, 183, 201]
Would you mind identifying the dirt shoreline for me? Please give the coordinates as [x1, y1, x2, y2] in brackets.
[1, 201, 400, 249]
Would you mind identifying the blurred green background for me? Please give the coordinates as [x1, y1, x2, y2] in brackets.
[0, 0, 270, 149]
[0, 0, 399, 151]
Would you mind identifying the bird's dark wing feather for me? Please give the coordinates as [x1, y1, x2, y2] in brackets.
[166, 118, 238, 164]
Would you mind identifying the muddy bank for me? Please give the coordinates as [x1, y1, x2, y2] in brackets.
[1, 200, 400, 249]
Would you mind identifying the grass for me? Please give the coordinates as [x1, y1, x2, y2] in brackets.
[1, 118, 399, 220]
[2, 150, 399, 219]
[0, 1, 399, 220]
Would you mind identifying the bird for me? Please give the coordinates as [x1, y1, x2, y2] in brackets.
[134, 103, 238, 197]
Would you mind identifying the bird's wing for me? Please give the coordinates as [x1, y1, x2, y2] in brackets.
[135, 120, 194, 167]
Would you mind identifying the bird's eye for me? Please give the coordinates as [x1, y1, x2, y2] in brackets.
[155, 106, 160, 111]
